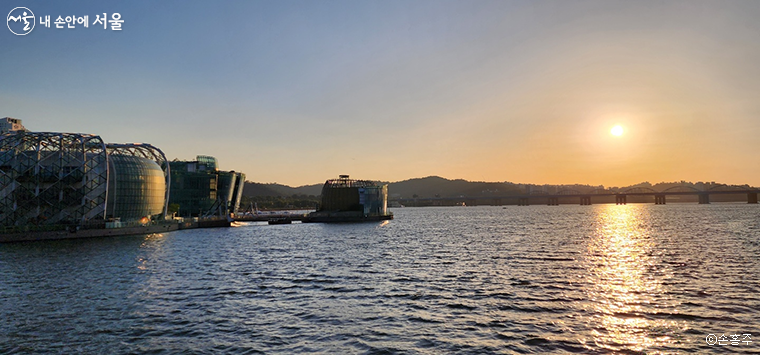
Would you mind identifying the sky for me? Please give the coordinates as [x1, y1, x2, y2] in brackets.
[3, 0, 760, 187]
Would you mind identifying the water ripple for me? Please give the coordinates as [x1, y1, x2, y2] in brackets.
[1, 205, 759, 354]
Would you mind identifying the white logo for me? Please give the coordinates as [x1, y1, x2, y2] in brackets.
[7, 7, 35, 35]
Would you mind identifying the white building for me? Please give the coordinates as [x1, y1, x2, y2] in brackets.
[0, 117, 27, 133]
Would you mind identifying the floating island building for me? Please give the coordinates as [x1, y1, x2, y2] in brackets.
[169, 155, 245, 218]
[304, 175, 393, 223]
[0, 118, 170, 231]
[0, 117, 243, 240]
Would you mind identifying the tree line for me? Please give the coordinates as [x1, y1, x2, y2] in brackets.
[240, 194, 320, 210]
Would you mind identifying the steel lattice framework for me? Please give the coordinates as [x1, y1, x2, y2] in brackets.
[106, 143, 170, 218]
[323, 176, 379, 189]
[0, 132, 109, 227]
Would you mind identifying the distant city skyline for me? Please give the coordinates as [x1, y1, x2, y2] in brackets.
[3, 0, 760, 187]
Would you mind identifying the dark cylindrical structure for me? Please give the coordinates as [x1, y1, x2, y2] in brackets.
[318, 175, 388, 215]
[306, 175, 392, 222]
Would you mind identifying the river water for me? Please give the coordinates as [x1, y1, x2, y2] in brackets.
[1, 204, 759, 354]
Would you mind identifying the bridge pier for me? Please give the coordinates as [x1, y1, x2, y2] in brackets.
[698, 193, 710, 204]
[518, 197, 529, 206]
[580, 196, 592, 205]
[615, 194, 627, 205]
[654, 194, 666, 205]
[547, 197, 559, 206]
[748, 193, 758, 204]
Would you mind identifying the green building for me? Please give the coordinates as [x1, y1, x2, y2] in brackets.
[168, 156, 245, 217]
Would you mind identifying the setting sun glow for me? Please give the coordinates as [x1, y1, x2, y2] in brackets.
[611, 125, 624, 136]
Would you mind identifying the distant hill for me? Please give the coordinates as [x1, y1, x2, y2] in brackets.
[387, 176, 523, 198]
[243, 182, 322, 197]
[243, 176, 523, 199]
[243, 177, 756, 199]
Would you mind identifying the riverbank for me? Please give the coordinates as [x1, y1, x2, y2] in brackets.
[0, 217, 231, 243]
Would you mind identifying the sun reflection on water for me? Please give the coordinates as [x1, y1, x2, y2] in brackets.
[137, 233, 166, 271]
[582, 204, 679, 352]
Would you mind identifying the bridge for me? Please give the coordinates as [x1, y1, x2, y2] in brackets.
[396, 184, 760, 206]
[235, 212, 309, 222]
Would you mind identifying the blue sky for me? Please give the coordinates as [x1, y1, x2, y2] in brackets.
[3, 1, 760, 186]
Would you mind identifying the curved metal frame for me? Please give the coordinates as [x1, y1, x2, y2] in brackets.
[622, 186, 658, 194]
[324, 176, 379, 189]
[707, 184, 746, 192]
[0, 132, 109, 226]
[661, 185, 701, 193]
[106, 143, 170, 219]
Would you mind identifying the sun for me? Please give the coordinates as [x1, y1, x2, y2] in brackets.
[610, 125, 624, 136]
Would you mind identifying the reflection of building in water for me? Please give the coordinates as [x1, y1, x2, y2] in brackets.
[168, 155, 245, 217]
[0, 131, 169, 228]
[305, 175, 392, 222]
